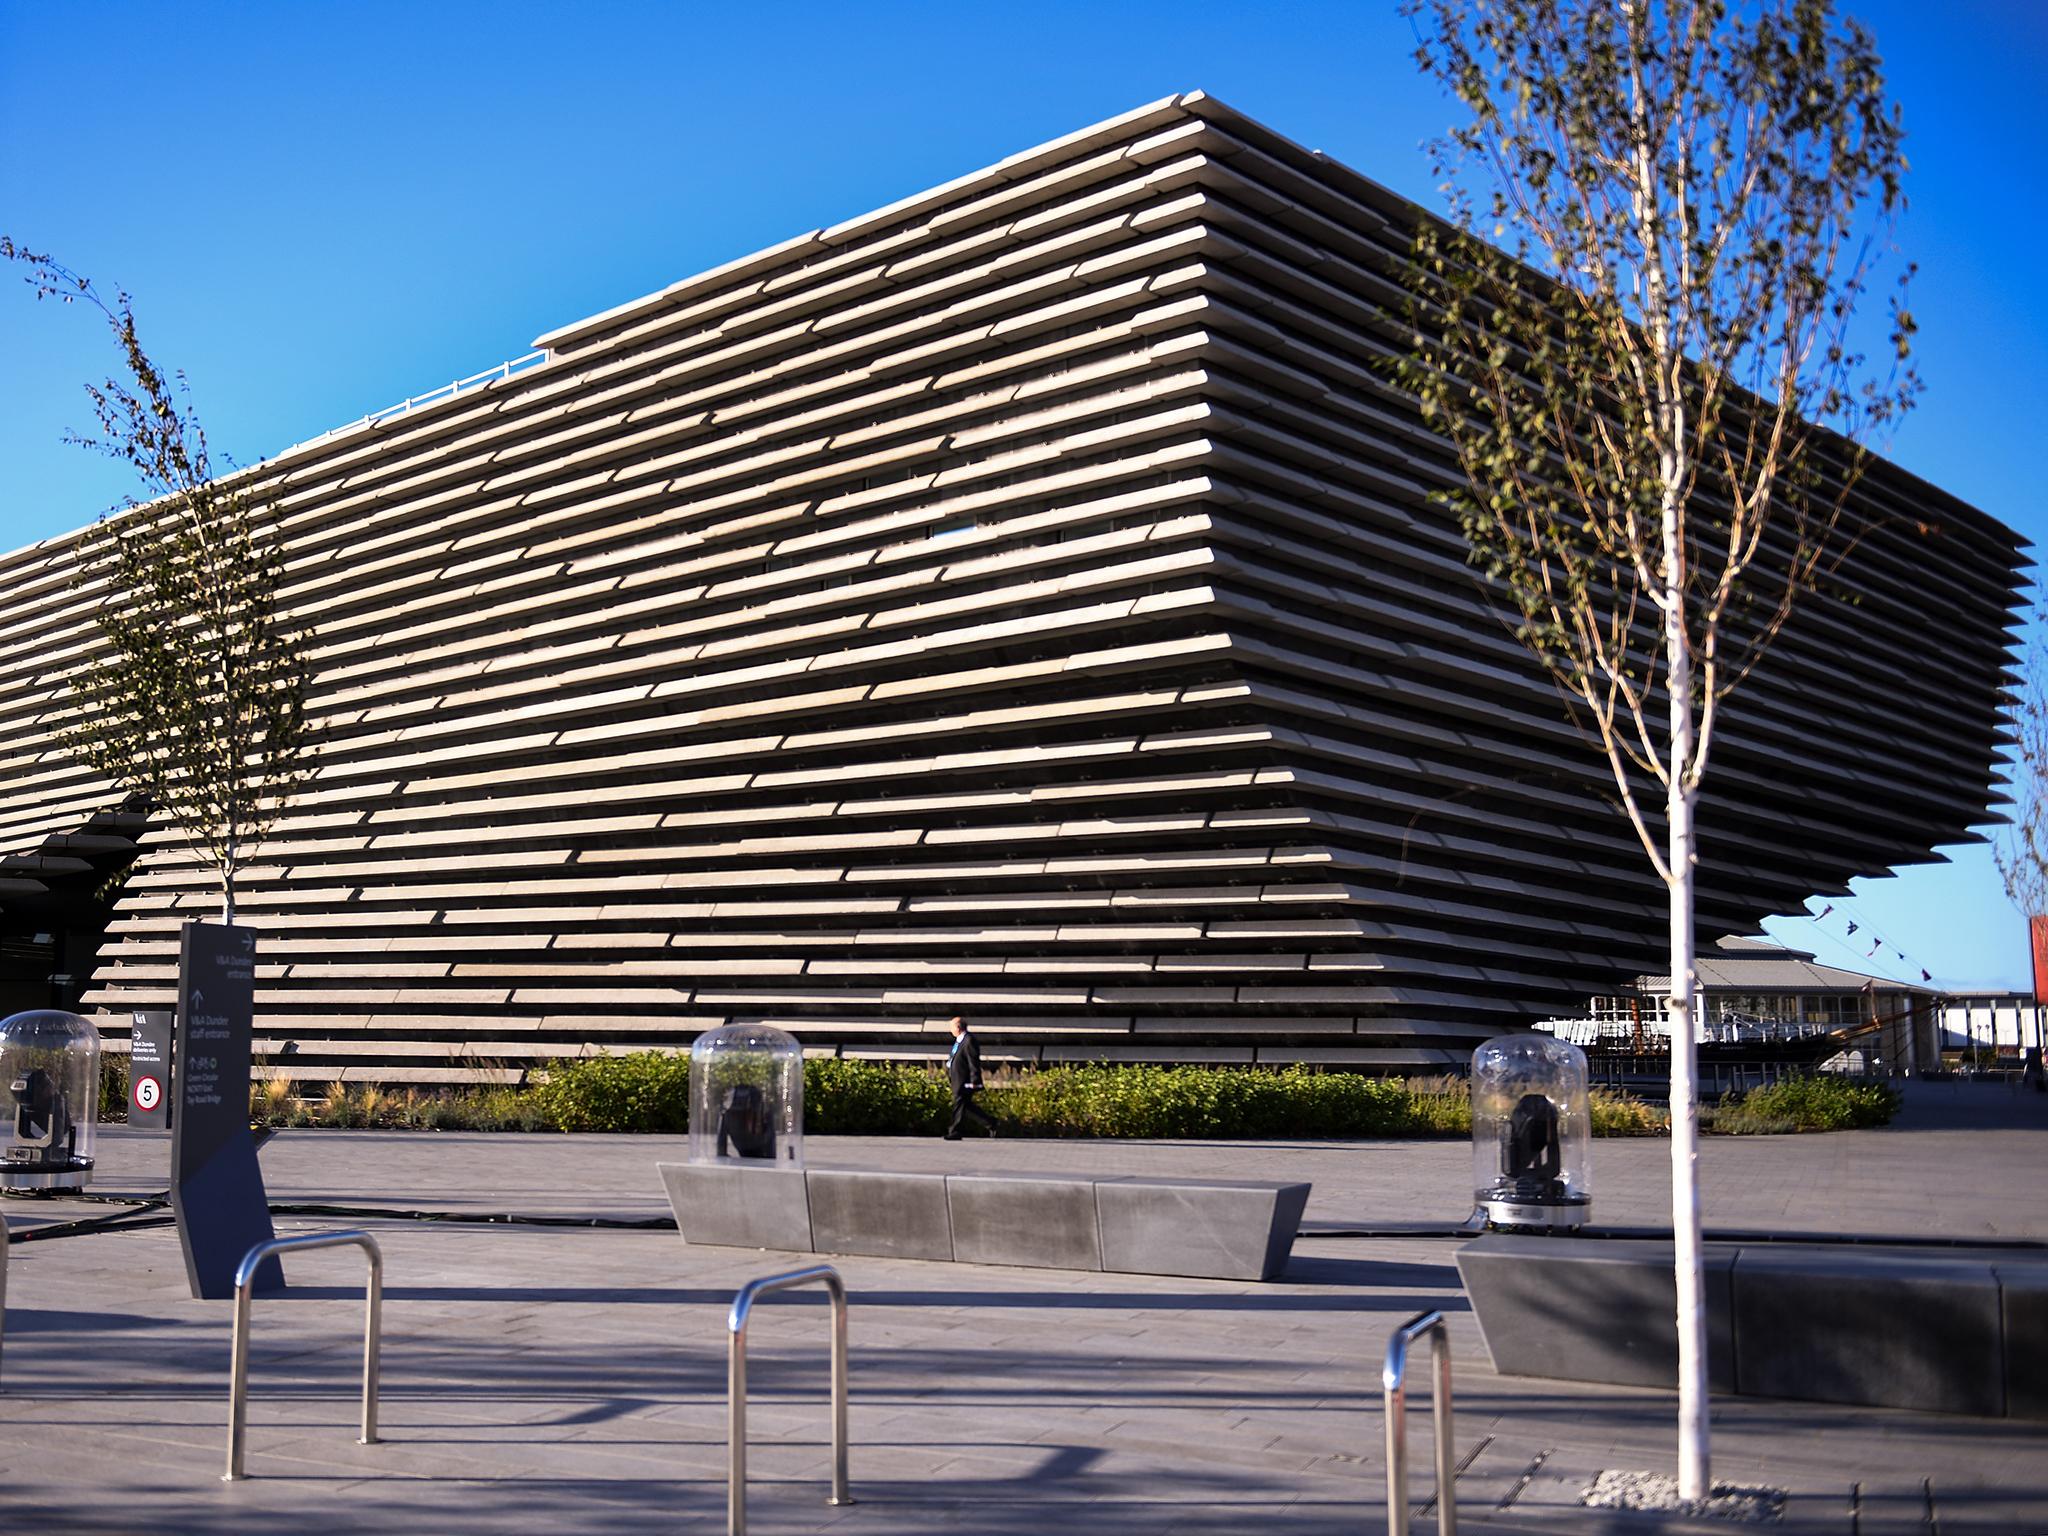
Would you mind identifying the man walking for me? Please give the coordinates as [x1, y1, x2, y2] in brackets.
[944, 1015, 998, 1139]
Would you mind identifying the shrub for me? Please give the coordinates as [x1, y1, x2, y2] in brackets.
[450, 1084, 555, 1132]
[1591, 1088, 1667, 1136]
[251, 1075, 296, 1122]
[1705, 1074, 1900, 1135]
[531, 1050, 691, 1133]
[190, 1051, 1890, 1140]
[247, 1078, 560, 1132]
[431, 1055, 1688, 1138]
[100, 1053, 131, 1123]
[804, 1058, 950, 1134]
[321, 1079, 361, 1128]
[524, 1054, 1487, 1138]
[971, 1064, 1426, 1139]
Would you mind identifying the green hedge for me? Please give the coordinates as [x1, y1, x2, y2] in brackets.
[531, 1050, 693, 1133]
[803, 1057, 952, 1134]
[530, 1054, 1663, 1138]
[191, 1053, 1894, 1139]
[1704, 1075, 1900, 1135]
[250, 1079, 554, 1131]
[965, 1063, 1466, 1139]
[100, 1053, 132, 1123]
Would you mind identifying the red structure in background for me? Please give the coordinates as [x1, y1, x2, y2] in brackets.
[2030, 915, 2048, 1003]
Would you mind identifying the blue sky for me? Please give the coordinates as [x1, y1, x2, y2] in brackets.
[4, 1, 2045, 987]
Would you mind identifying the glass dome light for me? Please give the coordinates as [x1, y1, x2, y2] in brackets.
[1471, 1031, 1591, 1231]
[688, 1023, 804, 1167]
[1, 1009, 103, 1193]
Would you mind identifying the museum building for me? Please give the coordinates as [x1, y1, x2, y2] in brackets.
[0, 93, 2024, 1083]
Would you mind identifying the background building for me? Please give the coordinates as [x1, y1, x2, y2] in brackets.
[0, 94, 2024, 1083]
[1548, 937, 1944, 1081]
[1940, 993, 2048, 1061]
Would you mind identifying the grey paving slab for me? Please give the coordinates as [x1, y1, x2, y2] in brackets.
[37, 1078, 2048, 1240]
[0, 1087, 2042, 1532]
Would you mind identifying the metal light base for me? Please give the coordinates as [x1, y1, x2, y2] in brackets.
[1480, 1196, 1589, 1231]
[0, 1167, 93, 1193]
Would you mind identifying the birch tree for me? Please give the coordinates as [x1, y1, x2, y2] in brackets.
[1994, 618, 2048, 920]
[1394, 0, 1917, 1501]
[4, 241, 308, 924]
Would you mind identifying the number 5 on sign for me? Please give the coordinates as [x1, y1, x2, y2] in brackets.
[128, 1012, 173, 1132]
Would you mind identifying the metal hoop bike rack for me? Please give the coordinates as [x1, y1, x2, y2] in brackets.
[727, 1263, 851, 1536]
[1383, 1308, 1457, 1536]
[0, 1209, 9, 1385]
[224, 1228, 384, 1481]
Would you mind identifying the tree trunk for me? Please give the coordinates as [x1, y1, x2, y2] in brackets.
[1665, 611, 1711, 1501]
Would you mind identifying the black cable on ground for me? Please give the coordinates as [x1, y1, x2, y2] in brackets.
[55, 1190, 169, 1207]
[7, 1200, 675, 1243]
[17, 1211, 2042, 1255]
[1303, 1221, 2047, 1249]
[18, 1123, 2038, 1250]
[5, 1127, 678, 1243]
[8, 1200, 174, 1243]
[267, 1201, 676, 1230]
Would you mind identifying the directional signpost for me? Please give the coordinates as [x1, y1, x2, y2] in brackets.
[128, 1011, 173, 1132]
[171, 923, 281, 1299]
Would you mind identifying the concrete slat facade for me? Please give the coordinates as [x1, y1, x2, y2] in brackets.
[0, 92, 2023, 1081]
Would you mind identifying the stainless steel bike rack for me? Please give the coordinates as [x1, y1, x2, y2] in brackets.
[224, 1228, 383, 1481]
[727, 1263, 850, 1535]
[1383, 1308, 1457, 1536]
[1, 1209, 9, 1386]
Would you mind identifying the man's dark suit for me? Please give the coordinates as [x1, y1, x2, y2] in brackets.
[946, 1027, 997, 1137]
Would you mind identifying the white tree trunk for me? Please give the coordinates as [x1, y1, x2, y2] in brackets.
[1665, 608, 1711, 1501]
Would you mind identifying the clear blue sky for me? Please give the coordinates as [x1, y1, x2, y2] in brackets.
[4, 1, 2045, 988]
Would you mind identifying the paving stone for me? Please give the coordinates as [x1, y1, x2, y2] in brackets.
[0, 1121, 2038, 1533]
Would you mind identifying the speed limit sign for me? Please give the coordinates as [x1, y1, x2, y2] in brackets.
[128, 1011, 174, 1131]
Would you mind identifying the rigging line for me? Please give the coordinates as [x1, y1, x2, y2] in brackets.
[1794, 904, 1929, 988]
[1806, 892, 1924, 969]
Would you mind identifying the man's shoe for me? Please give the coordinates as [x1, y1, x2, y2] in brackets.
[943, 1132, 962, 1141]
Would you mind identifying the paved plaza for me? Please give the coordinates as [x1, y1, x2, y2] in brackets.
[2, 1081, 2044, 1533]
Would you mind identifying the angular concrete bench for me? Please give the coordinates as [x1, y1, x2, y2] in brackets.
[1456, 1233, 2048, 1420]
[658, 1162, 1310, 1282]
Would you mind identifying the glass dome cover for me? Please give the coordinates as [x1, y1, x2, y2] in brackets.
[1471, 1031, 1591, 1229]
[1, 1009, 102, 1192]
[688, 1023, 804, 1167]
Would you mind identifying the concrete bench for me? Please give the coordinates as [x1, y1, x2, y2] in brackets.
[658, 1162, 1310, 1282]
[1456, 1234, 2048, 1420]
